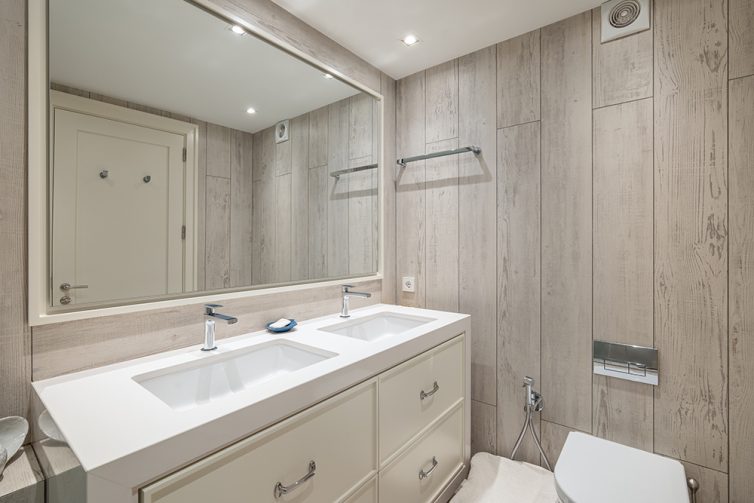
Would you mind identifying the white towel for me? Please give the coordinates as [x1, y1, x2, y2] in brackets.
[450, 453, 559, 503]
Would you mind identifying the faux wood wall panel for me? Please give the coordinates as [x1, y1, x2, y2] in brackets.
[424, 60, 459, 313]
[729, 75, 754, 503]
[380, 72, 397, 305]
[591, 8, 652, 108]
[592, 98, 654, 452]
[458, 47, 497, 407]
[496, 121, 541, 464]
[653, 0, 728, 472]
[730, 0, 754, 79]
[496, 31, 540, 129]
[0, 0, 31, 423]
[395, 1, 752, 496]
[540, 11, 593, 433]
[396, 71, 426, 308]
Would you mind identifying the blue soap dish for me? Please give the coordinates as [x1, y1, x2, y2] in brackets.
[266, 319, 297, 333]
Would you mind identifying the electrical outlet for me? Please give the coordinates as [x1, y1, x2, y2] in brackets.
[402, 276, 415, 293]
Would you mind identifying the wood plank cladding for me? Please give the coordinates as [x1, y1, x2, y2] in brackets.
[396, 71, 427, 308]
[540, 11, 593, 433]
[591, 8, 652, 108]
[394, 0, 752, 495]
[729, 75, 754, 503]
[592, 99, 654, 452]
[653, 0, 728, 472]
[496, 31, 540, 128]
[458, 46, 498, 406]
[496, 121, 541, 464]
[730, 0, 754, 79]
[0, 0, 31, 423]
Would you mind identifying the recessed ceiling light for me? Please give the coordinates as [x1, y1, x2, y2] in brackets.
[246, 107, 256, 114]
[323, 73, 334, 79]
[230, 25, 245, 35]
[402, 34, 419, 46]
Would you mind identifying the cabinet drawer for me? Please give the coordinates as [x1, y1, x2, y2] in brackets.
[141, 381, 377, 503]
[379, 335, 464, 461]
[378, 405, 464, 503]
[344, 476, 377, 503]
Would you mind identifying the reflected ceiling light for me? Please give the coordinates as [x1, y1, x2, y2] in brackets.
[323, 73, 334, 79]
[246, 107, 257, 114]
[230, 25, 245, 35]
[401, 34, 419, 46]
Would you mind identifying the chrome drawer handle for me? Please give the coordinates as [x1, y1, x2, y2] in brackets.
[418, 456, 438, 480]
[274, 460, 316, 498]
[420, 381, 439, 400]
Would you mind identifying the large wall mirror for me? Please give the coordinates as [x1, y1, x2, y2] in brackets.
[32, 0, 382, 320]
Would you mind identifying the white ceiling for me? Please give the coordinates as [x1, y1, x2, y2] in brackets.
[50, 0, 361, 133]
[270, 0, 604, 79]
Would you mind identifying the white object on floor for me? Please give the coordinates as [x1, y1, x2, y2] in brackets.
[450, 452, 558, 503]
[0, 416, 28, 465]
[269, 318, 292, 329]
[39, 409, 67, 443]
[555, 432, 689, 503]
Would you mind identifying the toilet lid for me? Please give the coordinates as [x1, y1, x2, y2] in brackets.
[554, 432, 689, 503]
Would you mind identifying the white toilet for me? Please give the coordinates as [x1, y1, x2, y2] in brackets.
[555, 432, 690, 503]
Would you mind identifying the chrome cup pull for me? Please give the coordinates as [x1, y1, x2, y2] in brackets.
[60, 282, 89, 291]
[274, 460, 316, 498]
[419, 381, 439, 400]
[418, 456, 438, 480]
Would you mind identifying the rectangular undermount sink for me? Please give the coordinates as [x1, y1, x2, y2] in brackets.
[319, 312, 436, 342]
[134, 341, 336, 410]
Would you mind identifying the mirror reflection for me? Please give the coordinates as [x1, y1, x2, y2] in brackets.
[48, 0, 381, 309]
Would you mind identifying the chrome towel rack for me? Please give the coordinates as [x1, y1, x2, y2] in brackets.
[330, 163, 378, 180]
[397, 145, 481, 167]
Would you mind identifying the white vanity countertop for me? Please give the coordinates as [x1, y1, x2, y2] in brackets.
[33, 304, 469, 490]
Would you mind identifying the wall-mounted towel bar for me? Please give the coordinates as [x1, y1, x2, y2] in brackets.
[330, 163, 378, 179]
[397, 145, 481, 167]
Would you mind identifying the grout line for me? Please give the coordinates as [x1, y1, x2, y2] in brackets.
[651, 0, 656, 455]
[493, 43, 499, 454]
[726, 0, 731, 492]
[496, 118, 541, 131]
[728, 72, 754, 82]
[540, 418, 588, 434]
[681, 458, 731, 477]
[471, 397, 497, 408]
[456, 59, 461, 322]
[592, 95, 654, 111]
[590, 7, 595, 438]
[538, 27, 545, 458]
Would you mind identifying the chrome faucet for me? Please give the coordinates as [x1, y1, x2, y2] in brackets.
[340, 285, 371, 318]
[202, 304, 238, 351]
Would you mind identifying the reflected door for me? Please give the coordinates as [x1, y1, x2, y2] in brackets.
[51, 107, 187, 306]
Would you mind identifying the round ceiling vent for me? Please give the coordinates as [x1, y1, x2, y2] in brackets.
[609, 0, 642, 28]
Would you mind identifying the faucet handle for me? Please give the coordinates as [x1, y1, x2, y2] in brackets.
[205, 303, 222, 315]
[341, 284, 354, 293]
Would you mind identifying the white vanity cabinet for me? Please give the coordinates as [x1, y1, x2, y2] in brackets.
[141, 380, 378, 503]
[139, 334, 468, 503]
